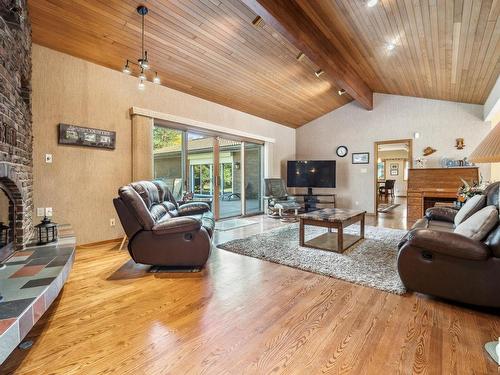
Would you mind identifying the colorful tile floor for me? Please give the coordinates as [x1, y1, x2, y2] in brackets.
[0, 225, 75, 364]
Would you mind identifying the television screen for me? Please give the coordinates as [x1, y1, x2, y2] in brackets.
[287, 160, 336, 188]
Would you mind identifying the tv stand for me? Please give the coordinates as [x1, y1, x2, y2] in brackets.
[290, 192, 335, 212]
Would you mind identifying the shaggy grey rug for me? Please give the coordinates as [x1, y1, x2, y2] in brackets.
[218, 224, 407, 294]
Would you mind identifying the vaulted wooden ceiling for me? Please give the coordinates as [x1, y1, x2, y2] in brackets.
[29, 0, 499, 128]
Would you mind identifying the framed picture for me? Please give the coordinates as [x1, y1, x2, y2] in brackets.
[352, 152, 369, 164]
[58, 123, 116, 150]
[390, 169, 399, 176]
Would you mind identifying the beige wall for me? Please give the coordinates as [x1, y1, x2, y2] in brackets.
[32, 45, 295, 244]
[297, 93, 491, 213]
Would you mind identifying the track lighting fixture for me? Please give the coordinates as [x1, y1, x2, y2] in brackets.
[315, 69, 324, 78]
[338, 89, 346, 96]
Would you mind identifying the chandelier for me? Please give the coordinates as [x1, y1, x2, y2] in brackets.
[122, 5, 160, 90]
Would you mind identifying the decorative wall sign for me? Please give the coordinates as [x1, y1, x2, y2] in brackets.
[58, 124, 116, 150]
[390, 163, 399, 175]
[352, 152, 369, 164]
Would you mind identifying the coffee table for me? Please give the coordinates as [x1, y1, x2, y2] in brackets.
[299, 208, 366, 253]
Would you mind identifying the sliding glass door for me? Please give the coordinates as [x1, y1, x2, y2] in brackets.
[244, 142, 263, 215]
[153, 124, 263, 219]
[219, 138, 242, 219]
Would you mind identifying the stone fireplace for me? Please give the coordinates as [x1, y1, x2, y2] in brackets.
[0, 0, 34, 259]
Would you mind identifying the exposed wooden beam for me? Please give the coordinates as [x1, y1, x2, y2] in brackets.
[241, 0, 373, 110]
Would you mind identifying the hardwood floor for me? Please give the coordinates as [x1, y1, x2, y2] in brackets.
[1, 215, 499, 374]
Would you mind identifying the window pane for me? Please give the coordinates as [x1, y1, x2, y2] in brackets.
[153, 126, 183, 199]
[244, 142, 263, 214]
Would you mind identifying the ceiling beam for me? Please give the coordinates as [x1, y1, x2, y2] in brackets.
[240, 0, 373, 110]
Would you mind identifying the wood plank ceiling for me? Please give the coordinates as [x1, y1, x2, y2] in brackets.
[292, 0, 500, 105]
[28, 0, 351, 128]
[29, 0, 500, 128]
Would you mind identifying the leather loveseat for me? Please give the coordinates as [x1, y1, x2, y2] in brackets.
[398, 182, 500, 307]
[113, 180, 214, 267]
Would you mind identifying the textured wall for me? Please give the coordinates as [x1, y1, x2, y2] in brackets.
[0, 0, 33, 247]
[32, 45, 295, 244]
[297, 93, 491, 213]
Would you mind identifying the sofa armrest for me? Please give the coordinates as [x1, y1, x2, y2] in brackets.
[152, 217, 201, 235]
[425, 206, 458, 223]
[407, 229, 490, 260]
[178, 202, 210, 216]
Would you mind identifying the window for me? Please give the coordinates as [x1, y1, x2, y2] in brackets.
[377, 161, 385, 180]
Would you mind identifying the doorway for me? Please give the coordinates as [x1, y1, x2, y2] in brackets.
[374, 139, 412, 225]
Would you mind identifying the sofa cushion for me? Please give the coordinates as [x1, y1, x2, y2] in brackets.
[118, 186, 155, 230]
[454, 205, 498, 240]
[162, 201, 179, 217]
[130, 181, 160, 209]
[485, 226, 500, 257]
[425, 206, 458, 223]
[179, 202, 210, 216]
[150, 203, 169, 222]
[454, 194, 486, 226]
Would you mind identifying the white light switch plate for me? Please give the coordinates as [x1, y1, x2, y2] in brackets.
[45, 207, 53, 217]
[45, 154, 53, 163]
[36, 208, 45, 217]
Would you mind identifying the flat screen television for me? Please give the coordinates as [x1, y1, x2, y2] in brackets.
[287, 160, 336, 193]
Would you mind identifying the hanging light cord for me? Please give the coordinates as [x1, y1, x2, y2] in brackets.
[141, 12, 145, 61]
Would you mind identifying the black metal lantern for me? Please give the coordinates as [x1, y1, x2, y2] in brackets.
[35, 216, 58, 245]
[0, 222, 9, 247]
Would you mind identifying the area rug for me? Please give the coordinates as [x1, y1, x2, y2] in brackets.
[215, 218, 259, 231]
[377, 203, 400, 213]
[218, 224, 407, 294]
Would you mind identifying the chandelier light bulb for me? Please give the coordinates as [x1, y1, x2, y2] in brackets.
[122, 63, 131, 74]
[138, 69, 146, 81]
[153, 73, 160, 84]
[138, 79, 146, 91]
[367, 0, 378, 7]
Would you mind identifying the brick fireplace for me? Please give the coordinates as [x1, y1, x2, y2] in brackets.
[0, 0, 33, 257]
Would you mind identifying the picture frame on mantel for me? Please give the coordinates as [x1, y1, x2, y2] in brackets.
[352, 152, 369, 164]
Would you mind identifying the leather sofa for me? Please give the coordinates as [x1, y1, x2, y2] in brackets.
[398, 182, 500, 307]
[113, 180, 214, 267]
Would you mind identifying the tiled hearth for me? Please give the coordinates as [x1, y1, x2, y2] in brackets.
[0, 225, 75, 364]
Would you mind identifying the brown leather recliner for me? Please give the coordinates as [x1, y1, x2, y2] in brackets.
[113, 180, 214, 267]
[398, 182, 500, 307]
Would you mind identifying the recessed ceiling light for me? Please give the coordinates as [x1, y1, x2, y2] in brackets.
[315, 69, 324, 78]
[386, 43, 396, 51]
[338, 89, 346, 96]
[367, 0, 378, 7]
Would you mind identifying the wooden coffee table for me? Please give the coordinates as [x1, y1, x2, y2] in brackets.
[299, 208, 366, 253]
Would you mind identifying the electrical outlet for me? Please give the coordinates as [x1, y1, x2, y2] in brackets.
[45, 207, 53, 217]
[45, 154, 53, 163]
[36, 208, 45, 217]
[110, 218, 116, 227]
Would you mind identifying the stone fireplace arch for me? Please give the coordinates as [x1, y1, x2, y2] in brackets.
[0, 164, 30, 250]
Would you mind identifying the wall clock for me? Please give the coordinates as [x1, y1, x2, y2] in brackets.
[336, 146, 348, 157]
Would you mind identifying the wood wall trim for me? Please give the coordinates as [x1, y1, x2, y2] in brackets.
[240, 0, 373, 110]
[130, 107, 276, 144]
